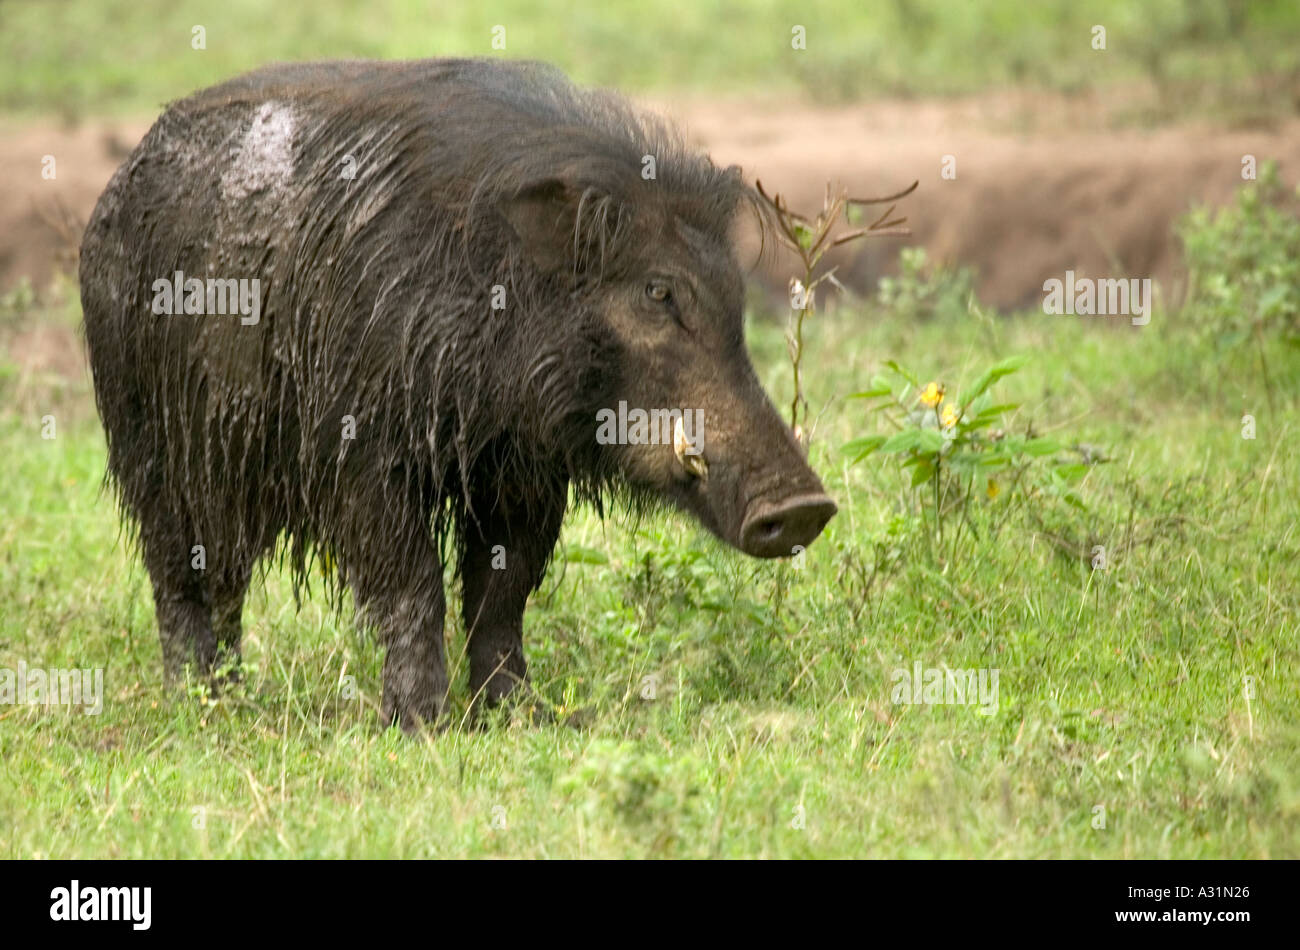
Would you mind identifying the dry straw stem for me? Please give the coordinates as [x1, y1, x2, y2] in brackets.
[754, 178, 918, 437]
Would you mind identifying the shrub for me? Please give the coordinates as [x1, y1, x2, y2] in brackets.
[843, 356, 1087, 543]
[1179, 161, 1300, 349]
[875, 247, 974, 324]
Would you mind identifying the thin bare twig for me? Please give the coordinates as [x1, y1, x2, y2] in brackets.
[754, 179, 917, 437]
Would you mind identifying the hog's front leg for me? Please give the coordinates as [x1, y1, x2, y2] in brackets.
[460, 486, 566, 711]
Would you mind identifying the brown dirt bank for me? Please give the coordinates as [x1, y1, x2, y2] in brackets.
[3, 92, 1298, 311]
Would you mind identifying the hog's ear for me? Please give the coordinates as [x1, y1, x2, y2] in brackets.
[500, 179, 582, 273]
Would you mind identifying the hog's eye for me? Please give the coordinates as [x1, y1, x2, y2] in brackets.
[645, 280, 673, 306]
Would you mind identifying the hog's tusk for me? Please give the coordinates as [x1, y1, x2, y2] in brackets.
[673, 416, 708, 480]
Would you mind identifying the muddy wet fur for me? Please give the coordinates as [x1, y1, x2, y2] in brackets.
[79, 58, 836, 732]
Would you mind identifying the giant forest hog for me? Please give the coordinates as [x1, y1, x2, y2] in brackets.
[79, 59, 836, 730]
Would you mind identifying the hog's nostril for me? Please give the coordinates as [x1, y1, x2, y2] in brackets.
[739, 493, 838, 559]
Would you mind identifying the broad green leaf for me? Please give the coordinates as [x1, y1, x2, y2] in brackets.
[841, 435, 888, 463]
[883, 360, 920, 388]
[1022, 437, 1062, 457]
[975, 403, 1021, 419]
[916, 429, 947, 453]
[963, 355, 1029, 405]
[1053, 463, 1090, 481]
[881, 429, 924, 453]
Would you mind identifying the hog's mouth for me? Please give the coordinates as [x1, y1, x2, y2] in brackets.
[736, 491, 837, 558]
[668, 446, 837, 558]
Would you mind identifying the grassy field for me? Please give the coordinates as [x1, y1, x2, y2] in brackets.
[3, 0, 1299, 117]
[1, 183, 1297, 857]
[2, 0, 1298, 859]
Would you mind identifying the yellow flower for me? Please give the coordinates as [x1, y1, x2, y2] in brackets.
[919, 381, 944, 408]
[986, 479, 1000, 500]
[940, 403, 960, 429]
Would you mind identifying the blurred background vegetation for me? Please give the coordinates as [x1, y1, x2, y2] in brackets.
[2, 0, 1299, 117]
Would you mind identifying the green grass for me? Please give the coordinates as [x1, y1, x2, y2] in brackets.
[2, 0, 1299, 118]
[1, 270, 1296, 858]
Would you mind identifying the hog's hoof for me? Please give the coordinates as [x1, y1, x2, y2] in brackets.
[163, 664, 239, 699]
[507, 697, 555, 728]
[211, 653, 244, 686]
[471, 680, 554, 729]
[382, 693, 447, 736]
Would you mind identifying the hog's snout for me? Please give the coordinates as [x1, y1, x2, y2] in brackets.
[739, 492, 837, 558]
